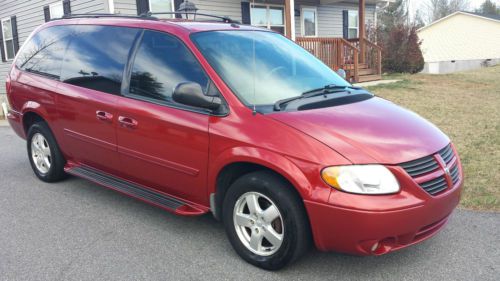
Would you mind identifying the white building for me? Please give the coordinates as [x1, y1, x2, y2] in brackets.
[418, 11, 500, 74]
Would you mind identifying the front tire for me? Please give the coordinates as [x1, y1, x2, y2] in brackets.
[222, 171, 310, 270]
[27, 122, 67, 182]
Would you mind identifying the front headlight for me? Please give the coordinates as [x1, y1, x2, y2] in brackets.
[321, 165, 399, 195]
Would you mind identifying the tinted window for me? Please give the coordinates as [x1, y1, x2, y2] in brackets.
[16, 26, 72, 79]
[129, 30, 208, 103]
[60, 25, 139, 95]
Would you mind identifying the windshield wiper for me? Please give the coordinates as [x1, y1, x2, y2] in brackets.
[301, 84, 361, 95]
[273, 84, 360, 111]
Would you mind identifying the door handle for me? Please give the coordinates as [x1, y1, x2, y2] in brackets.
[96, 110, 113, 122]
[118, 116, 138, 129]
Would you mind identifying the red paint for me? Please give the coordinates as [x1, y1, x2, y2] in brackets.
[6, 19, 463, 255]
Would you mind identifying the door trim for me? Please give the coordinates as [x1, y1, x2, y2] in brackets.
[64, 128, 116, 151]
[117, 145, 200, 176]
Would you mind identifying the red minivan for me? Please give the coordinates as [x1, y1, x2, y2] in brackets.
[5, 14, 462, 270]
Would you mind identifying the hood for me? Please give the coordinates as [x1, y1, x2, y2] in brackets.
[269, 97, 450, 165]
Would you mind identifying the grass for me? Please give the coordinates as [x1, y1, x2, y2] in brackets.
[367, 66, 500, 212]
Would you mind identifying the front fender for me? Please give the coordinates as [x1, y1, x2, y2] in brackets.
[208, 146, 331, 203]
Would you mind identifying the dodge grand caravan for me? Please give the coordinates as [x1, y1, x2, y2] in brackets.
[5, 14, 462, 270]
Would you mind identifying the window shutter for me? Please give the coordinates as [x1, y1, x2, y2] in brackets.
[342, 10, 349, 39]
[136, 0, 150, 16]
[0, 24, 5, 62]
[44, 6, 51, 22]
[63, 0, 71, 15]
[174, 0, 182, 19]
[11, 16, 19, 55]
[241, 1, 251, 25]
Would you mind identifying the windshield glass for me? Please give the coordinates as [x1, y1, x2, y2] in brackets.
[191, 31, 351, 106]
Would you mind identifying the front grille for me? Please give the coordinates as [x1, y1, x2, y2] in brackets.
[450, 163, 460, 185]
[400, 144, 459, 196]
[400, 155, 439, 177]
[439, 144, 454, 164]
[420, 175, 448, 195]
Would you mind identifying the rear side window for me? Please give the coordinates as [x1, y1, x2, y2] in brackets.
[129, 30, 208, 103]
[60, 25, 139, 95]
[16, 26, 72, 79]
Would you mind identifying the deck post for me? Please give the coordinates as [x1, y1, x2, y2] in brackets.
[359, 0, 366, 64]
[284, 0, 295, 40]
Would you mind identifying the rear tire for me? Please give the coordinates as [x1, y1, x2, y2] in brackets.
[27, 122, 67, 182]
[222, 171, 310, 270]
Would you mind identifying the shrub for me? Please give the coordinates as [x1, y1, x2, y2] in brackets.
[378, 25, 425, 74]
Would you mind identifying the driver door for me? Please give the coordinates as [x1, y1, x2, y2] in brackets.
[115, 30, 211, 204]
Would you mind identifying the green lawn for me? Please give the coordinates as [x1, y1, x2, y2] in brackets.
[368, 66, 500, 211]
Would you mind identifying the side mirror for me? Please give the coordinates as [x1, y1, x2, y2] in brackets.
[172, 82, 222, 111]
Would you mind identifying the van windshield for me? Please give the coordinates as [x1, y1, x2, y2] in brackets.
[191, 31, 350, 106]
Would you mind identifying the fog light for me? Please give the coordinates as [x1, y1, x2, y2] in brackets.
[371, 242, 380, 252]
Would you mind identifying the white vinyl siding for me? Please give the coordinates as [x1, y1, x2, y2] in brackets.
[113, 0, 138, 15]
[316, 3, 376, 38]
[190, 0, 242, 22]
[294, 2, 375, 38]
[418, 13, 500, 62]
[114, 0, 243, 20]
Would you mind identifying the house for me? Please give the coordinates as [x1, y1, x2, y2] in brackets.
[418, 11, 500, 74]
[0, 0, 392, 116]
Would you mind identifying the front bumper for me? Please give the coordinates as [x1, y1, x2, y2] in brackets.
[305, 167, 462, 255]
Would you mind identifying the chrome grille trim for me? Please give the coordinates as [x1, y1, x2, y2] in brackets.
[400, 143, 459, 196]
[400, 156, 439, 177]
[450, 164, 460, 185]
[439, 144, 454, 164]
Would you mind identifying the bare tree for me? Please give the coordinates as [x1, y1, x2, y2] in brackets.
[477, 0, 500, 15]
[377, 0, 410, 30]
[424, 0, 471, 23]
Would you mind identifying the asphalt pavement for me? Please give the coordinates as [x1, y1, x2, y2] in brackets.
[0, 125, 498, 281]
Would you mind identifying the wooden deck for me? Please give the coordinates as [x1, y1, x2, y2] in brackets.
[296, 37, 382, 83]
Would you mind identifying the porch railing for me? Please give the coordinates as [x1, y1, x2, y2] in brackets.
[347, 38, 383, 76]
[296, 37, 359, 83]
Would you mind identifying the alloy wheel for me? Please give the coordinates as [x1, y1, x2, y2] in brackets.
[233, 192, 284, 256]
[31, 133, 52, 174]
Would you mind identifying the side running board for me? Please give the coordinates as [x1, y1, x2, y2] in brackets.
[66, 165, 206, 216]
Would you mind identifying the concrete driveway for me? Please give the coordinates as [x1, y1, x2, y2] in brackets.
[0, 125, 498, 281]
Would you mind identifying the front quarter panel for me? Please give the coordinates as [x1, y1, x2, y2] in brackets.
[208, 107, 351, 204]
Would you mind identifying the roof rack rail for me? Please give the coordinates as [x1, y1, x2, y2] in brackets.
[56, 12, 239, 24]
[58, 13, 154, 20]
[142, 11, 239, 24]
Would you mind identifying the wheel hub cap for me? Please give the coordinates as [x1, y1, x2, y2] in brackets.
[31, 133, 51, 174]
[233, 192, 284, 256]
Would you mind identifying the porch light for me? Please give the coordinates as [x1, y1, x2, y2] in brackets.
[177, 0, 198, 20]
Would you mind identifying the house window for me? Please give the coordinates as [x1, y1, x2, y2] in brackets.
[149, 0, 174, 18]
[49, 2, 64, 19]
[251, 4, 285, 35]
[1, 18, 15, 60]
[348, 10, 359, 38]
[301, 7, 317, 37]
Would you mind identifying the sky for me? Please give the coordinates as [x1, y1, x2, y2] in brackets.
[409, 0, 500, 20]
